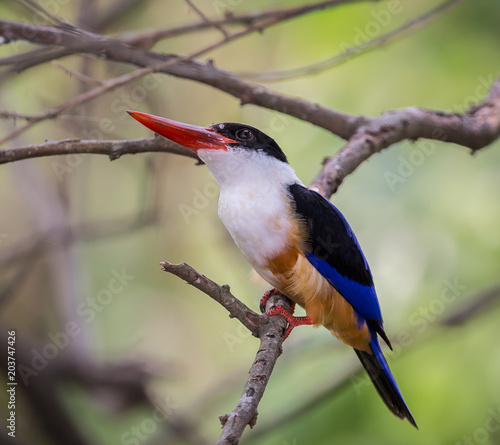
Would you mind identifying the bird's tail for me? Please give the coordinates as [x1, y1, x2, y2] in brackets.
[355, 334, 417, 428]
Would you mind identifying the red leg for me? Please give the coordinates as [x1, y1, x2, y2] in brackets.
[264, 306, 313, 340]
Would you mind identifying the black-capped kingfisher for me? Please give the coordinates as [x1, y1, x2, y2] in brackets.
[128, 110, 417, 428]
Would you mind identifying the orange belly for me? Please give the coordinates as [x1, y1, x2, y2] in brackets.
[266, 247, 371, 352]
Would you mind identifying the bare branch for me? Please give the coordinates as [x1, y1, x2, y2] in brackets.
[0, 67, 158, 145]
[184, 0, 230, 38]
[309, 76, 500, 196]
[160, 261, 295, 444]
[2, 74, 499, 198]
[7, 10, 496, 172]
[121, 0, 375, 50]
[0, 2, 364, 144]
[0, 136, 197, 165]
[0, 110, 42, 121]
[0, 0, 369, 72]
[0, 16, 361, 136]
[160, 261, 263, 333]
[216, 291, 293, 445]
[239, 0, 462, 82]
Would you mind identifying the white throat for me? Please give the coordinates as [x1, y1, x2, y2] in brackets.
[197, 147, 299, 190]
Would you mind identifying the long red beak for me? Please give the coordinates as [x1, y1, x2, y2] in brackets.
[127, 111, 235, 152]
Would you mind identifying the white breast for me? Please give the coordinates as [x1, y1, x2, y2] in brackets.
[218, 183, 293, 269]
[197, 147, 302, 270]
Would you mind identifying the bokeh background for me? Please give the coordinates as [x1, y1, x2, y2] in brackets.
[1, 0, 500, 444]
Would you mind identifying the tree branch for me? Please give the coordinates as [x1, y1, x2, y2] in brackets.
[160, 261, 263, 333]
[0, 3, 365, 140]
[0, 1, 360, 145]
[160, 261, 293, 444]
[0, 136, 197, 165]
[217, 295, 288, 445]
[3, 13, 499, 196]
[2, 75, 499, 198]
[309, 77, 500, 196]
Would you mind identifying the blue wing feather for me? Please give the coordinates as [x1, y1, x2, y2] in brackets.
[305, 251, 382, 323]
[288, 183, 383, 324]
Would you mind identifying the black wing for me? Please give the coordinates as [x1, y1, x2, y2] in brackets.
[288, 183, 383, 323]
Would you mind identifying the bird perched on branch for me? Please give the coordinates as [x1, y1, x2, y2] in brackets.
[128, 110, 417, 428]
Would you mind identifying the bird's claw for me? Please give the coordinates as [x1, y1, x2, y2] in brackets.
[264, 306, 313, 340]
[259, 288, 281, 313]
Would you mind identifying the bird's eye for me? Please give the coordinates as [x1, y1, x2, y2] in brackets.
[235, 128, 254, 141]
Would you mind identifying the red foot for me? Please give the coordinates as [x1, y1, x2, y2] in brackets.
[260, 288, 280, 313]
[264, 306, 313, 340]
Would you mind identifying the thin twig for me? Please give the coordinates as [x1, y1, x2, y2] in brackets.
[0, 67, 156, 145]
[184, 0, 229, 37]
[13, 0, 66, 26]
[239, 0, 463, 82]
[51, 61, 104, 86]
[92, 0, 145, 31]
[0, 110, 41, 121]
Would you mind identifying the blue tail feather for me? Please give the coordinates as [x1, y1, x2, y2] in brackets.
[355, 331, 417, 428]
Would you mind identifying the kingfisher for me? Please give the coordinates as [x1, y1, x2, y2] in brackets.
[128, 110, 417, 428]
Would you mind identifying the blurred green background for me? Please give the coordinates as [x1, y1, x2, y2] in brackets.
[1, 0, 500, 444]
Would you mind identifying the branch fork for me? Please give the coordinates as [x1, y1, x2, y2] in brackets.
[161, 261, 293, 444]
